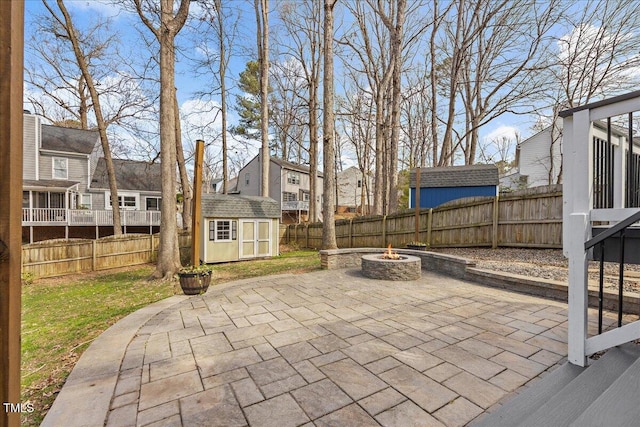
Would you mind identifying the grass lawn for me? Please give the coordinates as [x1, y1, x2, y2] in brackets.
[21, 249, 320, 426]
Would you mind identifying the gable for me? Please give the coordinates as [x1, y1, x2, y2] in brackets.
[41, 125, 98, 154]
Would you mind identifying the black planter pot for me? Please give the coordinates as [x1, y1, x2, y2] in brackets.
[178, 271, 211, 295]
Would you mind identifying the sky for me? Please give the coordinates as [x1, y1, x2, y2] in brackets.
[23, 0, 548, 174]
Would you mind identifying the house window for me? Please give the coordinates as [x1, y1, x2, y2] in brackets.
[301, 191, 310, 201]
[53, 157, 68, 179]
[106, 192, 138, 210]
[357, 179, 362, 188]
[79, 194, 92, 209]
[146, 197, 161, 211]
[245, 173, 250, 186]
[282, 192, 297, 202]
[22, 191, 29, 208]
[287, 171, 300, 185]
[210, 220, 237, 241]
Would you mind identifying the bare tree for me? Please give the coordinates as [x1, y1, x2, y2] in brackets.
[539, 0, 640, 185]
[373, 0, 407, 213]
[255, 0, 270, 196]
[133, 0, 191, 279]
[322, 0, 338, 249]
[42, 0, 125, 235]
[269, 59, 308, 162]
[277, 0, 323, 222]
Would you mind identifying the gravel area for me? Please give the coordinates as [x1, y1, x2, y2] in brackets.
[433, 247, 640, 293]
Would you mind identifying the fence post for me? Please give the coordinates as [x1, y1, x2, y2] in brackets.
[149, 234, 154, 262]
[382, 215, 387, 246]
[92, 240, 97, 272]
[349, 218, 353, 248]
[492, 195, 500, 248]
[305, 224, 309, 249]
[426, 208, 433, 248]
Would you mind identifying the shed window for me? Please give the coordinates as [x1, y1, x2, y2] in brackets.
[210, 220, 237, 242]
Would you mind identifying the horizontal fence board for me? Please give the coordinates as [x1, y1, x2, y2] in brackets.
[22, 232, 190, 278]
[282, 185, 563, 251]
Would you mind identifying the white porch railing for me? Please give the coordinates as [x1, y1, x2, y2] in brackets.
[22, 208, 162, 226]
[562, 90, 640, 366]
[282, 201, 309, 211]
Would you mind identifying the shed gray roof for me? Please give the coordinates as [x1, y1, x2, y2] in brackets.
[410, 164, 499, 188]
[201, 194, 280, 219]
[91, 158, 162, 192]
[41, 125, 99, 154]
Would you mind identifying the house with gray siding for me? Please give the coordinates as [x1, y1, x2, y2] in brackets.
[336, 166, 372, 214]
[22, 112, 165, 242]
[234, 151, 324, 223]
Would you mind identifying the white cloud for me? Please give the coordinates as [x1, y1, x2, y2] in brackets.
[483, 125, 519, 143]
[65, 0, 123, 18]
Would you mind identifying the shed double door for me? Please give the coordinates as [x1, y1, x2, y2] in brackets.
[239, 219, 271, 259]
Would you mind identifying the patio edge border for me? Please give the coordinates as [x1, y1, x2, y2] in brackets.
[40, 294, 189, 427]
[319, 248, 639, 314]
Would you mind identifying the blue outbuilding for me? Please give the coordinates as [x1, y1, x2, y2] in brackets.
[409, 164, 499, 209]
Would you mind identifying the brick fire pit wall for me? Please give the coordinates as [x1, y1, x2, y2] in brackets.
[319, 248, 473, 279]
[361, 254, 421, 281]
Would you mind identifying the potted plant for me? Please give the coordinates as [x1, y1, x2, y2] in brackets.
[177, 264, 212, 295]
[406, 241, 428, 251]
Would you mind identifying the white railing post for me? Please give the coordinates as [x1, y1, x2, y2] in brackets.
[568, 212, 589, 366]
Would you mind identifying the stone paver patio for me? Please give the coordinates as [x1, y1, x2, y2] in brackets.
[46, 268, 575, 427]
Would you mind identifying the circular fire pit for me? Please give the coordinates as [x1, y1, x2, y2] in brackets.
[361, 253, 421, 281]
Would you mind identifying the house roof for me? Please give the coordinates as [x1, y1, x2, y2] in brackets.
[23, 179, 80, 191]
[91, 158, 162, 192]
[270, 156, 324, 177]
[41, 125, 98, 154]
[410, 164, 499, 188]
[201, 194, 280, 219]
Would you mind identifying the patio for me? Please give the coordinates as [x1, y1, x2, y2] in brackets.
[43, 268, 576, 427]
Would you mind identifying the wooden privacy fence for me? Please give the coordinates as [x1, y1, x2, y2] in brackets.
[282, 185, 563, 250]
[22, 232, 192, 279]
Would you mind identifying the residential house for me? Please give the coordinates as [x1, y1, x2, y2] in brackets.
[22, 112, 164, 243]
[336, 166, 372, 214]
[506, 120, 629, 189]
[234, 151, 324, 224]
[409, 165, 499, 209]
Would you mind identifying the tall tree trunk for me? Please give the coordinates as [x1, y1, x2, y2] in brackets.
[156, 26, 181, 277]
[218, 0, 229, 194]
[309, 83, 318, 222]
[386, 0, 406, 213]
[175, 89, 191, 230]
[256, 0, 270, 197]
[54, 0, 122, 235]
[134, 0, 191, 279]
[322, 0, 337, 249]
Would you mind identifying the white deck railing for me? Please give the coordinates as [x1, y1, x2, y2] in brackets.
[562, 90, 640, 366]
[282, 201, 309, 211]
[22, 208, 162, 226]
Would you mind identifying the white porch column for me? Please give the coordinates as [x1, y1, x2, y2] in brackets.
[565, 109, 593, 366]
